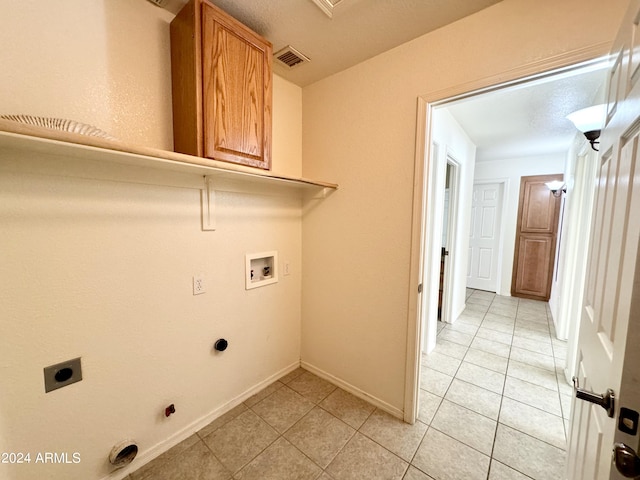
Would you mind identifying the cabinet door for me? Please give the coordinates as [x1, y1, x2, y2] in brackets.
[513, 234, 554, 298]
[201, 2, 272, 169]
[520, 180, 559, 233]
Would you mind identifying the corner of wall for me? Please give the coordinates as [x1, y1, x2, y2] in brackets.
[272, 74, 303, 178]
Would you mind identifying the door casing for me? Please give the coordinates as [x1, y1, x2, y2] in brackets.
[404, 45, 612, 423]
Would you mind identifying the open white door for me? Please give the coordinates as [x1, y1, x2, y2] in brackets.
[440, 159, 460, 324]
[567, 1, 640, 478]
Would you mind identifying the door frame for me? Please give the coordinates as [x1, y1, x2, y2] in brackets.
[419, 144, 460, 355]
[441, 155, 461, 325]
[557, 147, 599, 381]
[403, 44, 611, 423]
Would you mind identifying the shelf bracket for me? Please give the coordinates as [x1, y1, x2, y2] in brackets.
[201, 176, 216, 231]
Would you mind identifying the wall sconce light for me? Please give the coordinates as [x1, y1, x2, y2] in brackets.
[545, 180, 567, 197]
[566, 104, 606, 151]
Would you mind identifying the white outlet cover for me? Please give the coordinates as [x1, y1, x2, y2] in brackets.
[193, 275, 206, 295]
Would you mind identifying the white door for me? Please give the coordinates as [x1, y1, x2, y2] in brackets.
[567, 2, 640, 477]
[440, 160, 460, 324]
[467, 182, 502, 292]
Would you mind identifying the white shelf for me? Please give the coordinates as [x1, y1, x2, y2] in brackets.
[0, 119, 338, 194]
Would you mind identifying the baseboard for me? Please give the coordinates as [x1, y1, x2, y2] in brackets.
[300, 361, 403, 420]
[101, 360, 301, 480]
[453, 303, 466, 321]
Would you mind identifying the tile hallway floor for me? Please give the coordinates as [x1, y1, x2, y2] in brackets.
[127, 290, 571, 480]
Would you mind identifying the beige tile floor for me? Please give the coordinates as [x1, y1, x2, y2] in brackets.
[127, 290, 570, 480]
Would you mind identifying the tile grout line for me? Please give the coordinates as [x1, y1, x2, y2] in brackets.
[547, 307, 572, 446]
[485, 292, 516, 480]
[433, 292, 501, 477]
[497, 298, 567, 470]
[439, 292, 568, 477]
[441, 292, 567, 479]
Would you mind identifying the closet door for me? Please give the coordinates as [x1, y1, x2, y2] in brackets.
[511, 174, 562, 300]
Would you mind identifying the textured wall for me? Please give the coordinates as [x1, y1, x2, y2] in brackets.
[301, 0, 627, 412]
[0, 1, 304, 479]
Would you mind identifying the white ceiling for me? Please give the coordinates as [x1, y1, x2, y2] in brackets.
[192, 0, 504, 87]
[444, 61, 609, 162]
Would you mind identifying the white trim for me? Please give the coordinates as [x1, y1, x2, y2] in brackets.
[100, 361, 301, 480]
[404, 44, 611, 425]
[301, 361, 404, 419]
[442, 154, 461, 324]
[403, 98, 432, 423]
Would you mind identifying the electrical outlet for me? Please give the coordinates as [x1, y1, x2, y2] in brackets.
[193, 274, 206, 295]
[44, 357, 82, 393]
[283, 261, 290, 276]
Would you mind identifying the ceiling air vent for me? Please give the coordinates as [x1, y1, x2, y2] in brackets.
[274, 46, 310, 69]
[310, 0, 344, 18]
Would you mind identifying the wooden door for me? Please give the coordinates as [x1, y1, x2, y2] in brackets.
[567, 1, 640, 477]
[202, 1, 272, 169]
[467, 182, 502, 292]
[511, 174, 562, 300]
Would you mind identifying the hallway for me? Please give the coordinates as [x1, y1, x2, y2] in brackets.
[125, 291, 570, 480]
[420, 289, 571, 479]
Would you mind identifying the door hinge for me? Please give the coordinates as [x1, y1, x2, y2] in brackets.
[418, 283, 423, 293]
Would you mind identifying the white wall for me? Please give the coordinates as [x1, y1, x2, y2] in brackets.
[0, 0, 629, 476]
[0, 0, 172, 151]
[0, 2, 304, 479]
[431, 109, 477, 322]
[420, 107, 477, 354]
[0, 0, 303, 179]
[301, 0, 625, 414]
[272, 76, 303, 178]
[473, 154, 565, 296]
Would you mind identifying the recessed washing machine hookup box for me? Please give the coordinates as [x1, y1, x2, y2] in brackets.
[245, 251, 278, 290]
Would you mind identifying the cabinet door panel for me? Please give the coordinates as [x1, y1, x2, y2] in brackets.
[521, 181, 558, 233]
[171, 0, 272, 170]
[514, 234, 553, 297]
[204, 22, 264, 162]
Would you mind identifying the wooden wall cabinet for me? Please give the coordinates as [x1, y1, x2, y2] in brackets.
[170, 0, 272, 170]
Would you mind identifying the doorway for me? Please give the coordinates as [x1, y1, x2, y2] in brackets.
[467, 181, 504, 293]
[438, 158, 460, 324]
[405, 52, 611, 426]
